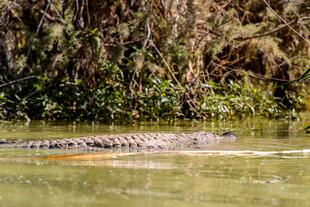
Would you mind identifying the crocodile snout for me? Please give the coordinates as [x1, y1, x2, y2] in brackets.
[221, 131, 237, 141]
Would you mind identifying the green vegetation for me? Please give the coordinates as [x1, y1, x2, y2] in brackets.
[0, 0, 309, 123]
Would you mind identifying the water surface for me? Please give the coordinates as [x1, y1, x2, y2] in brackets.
[0, 114, 309, 207]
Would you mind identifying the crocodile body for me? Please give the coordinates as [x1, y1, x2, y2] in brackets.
[0, 131, 236, 152]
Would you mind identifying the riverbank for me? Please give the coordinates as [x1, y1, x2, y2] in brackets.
[0, 0, 309, 122]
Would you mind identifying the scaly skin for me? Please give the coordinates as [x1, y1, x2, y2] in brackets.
[0, 131, 236, 152]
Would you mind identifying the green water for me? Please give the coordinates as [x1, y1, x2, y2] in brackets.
[0, 114, 309, 207]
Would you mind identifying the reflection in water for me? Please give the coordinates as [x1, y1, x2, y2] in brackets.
[0, 115, 307, 140]
[50, 160, 179, 169]
[274, 122, 291, 139]
[1, 153, 310, 207]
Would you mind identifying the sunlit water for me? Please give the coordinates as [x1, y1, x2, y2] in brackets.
[0, 114, 309, 207]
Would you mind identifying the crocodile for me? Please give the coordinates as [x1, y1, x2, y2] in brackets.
[0, 131, 236, 152]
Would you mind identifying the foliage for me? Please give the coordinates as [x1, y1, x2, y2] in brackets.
[0, 0, 309, 123]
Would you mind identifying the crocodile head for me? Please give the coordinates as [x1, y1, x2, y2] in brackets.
[221, 131, 237, 141]
[190, 131, 236, 147]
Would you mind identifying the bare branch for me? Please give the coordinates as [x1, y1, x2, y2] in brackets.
[0, 75, 37, 88]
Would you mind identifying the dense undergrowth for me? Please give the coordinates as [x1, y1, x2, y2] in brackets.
[0, 0, 309, 123]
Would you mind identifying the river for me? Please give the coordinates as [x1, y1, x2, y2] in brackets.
[0, 114, 309, 207]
